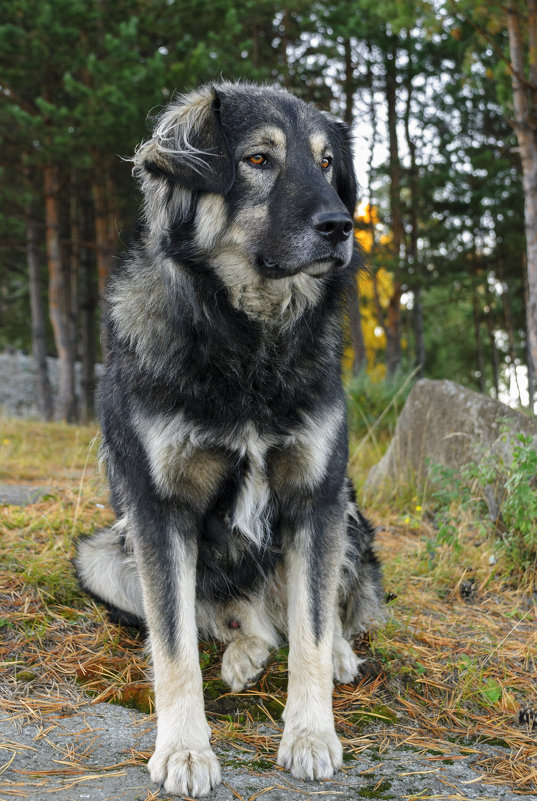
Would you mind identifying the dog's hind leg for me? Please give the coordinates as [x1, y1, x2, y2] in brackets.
[75, 521, 145, 625]
[331, 500, 383, 683]
[332, 611, 364, 685]
[197, 593, 279, 692]
[339, 500, 384, 639]
[219, 597, 280, 692]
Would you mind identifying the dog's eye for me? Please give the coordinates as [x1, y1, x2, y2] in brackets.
[247, 154, 267, 167]
[321, 156, 333, 170]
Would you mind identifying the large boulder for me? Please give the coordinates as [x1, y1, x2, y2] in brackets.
[364, 378, 537, 499]
[0, 351, 102, 419]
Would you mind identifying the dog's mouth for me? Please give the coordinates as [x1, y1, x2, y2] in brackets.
[255, 256, 288, 279]
[255, 255, 345, 279]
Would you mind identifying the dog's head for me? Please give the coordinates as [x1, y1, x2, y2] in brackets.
[133, 82, 357, 282]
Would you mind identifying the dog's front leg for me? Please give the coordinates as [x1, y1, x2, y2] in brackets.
[136, 516, 220, 797]
[278, 509, 344, 780]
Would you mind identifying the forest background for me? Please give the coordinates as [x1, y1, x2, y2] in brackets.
[1, 0, 537, 423]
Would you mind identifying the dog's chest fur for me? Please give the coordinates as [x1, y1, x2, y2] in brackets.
[135, 407, 344, 549]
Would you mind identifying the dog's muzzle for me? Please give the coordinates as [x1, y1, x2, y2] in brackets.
[255, 212, 354, 279]
[311, 211, 353, 246]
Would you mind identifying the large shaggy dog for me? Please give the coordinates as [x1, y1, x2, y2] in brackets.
[76, 82, 382, 798]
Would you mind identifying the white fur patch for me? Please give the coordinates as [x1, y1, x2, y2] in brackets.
[134, 407, 346, 549]
[76, 521, 145, 619]
[135, 413, 277, 549]
[221, 636, 271, 691]
[240, 124, 287, 155]
[135, 411, 192, 497]
[290, 404, 345, 489]
[278, 730, 342, 780]
[196, 592, 280, 645]
[153, 86, 215, 160]
[195, 193, 228, 253]
[309, 131, 333, 183]
[108, 259, 183, 367]
[132, 86, 216, 254]
[332, 612, 363, 684]
[135, 158, 193, 253]
[211, 247, 322, 327]
[230, 423, 274, 547]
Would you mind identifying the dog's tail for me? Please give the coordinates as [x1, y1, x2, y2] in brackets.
[339, 484, 385, 638]
[75, 521, 146, 629]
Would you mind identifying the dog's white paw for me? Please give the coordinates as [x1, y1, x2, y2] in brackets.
[221, 636, 270, 691]
[277, 728, 343, 780]
[332, 636, 364, 684]
[148, 746, 221, 797]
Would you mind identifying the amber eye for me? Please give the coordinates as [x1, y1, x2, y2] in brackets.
[321, 156, 332, 170]
[247, 154, 267, 166]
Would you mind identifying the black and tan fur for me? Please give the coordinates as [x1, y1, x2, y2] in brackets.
[76, 82, 383, 798]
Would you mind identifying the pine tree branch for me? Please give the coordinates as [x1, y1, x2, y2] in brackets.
[448, 0, 535, 94]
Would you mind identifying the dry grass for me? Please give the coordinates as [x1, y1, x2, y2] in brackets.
[0, 418, 536, 795]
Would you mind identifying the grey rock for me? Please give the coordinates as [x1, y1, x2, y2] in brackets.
[365, 379, 537, 501]
[0, 352, 102, 419]
[0, 484, 51, 506]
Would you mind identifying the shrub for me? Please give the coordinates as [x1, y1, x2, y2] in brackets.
[346, 370, 415, 438]
[428, 424, 537, 576]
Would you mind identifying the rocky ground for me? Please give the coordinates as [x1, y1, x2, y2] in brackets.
[0, 702, 526, 801]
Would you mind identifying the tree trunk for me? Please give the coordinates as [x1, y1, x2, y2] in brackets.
[44, 164, 77, 422]
[92, 167, 115, 300]
[412, 285, 425, 376]
[485, 290, 499, 398]
[92, 166, 117, 361]
[403, 40, 424, 377]
[280, 9, 289, 88]
[472, 286, 485, 393]
[524, 261, 536, 408]
[507, 0, 537, 406]
[343, 37, 354, 125]
[26, 195, 53, 420]
[347, 282, 367, 376]
[497, 253, 523, 404]
[385, 33, 403, 376]
[341, 35, 366, 375]
[70, 172, 80, 360]
[386, 281, 402, 376]
[79, 190, 98, 422]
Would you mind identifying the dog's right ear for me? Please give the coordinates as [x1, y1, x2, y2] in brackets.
[133, 85, 235, 195]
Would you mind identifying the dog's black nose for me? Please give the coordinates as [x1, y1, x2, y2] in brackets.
[312, 211, 353, 244]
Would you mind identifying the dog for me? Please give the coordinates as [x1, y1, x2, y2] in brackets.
[75, 81, 383, 798]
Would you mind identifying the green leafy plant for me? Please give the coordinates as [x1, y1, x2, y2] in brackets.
[428, 424, 537, 576]
[497, 432, 537, 569]
[428, 461, 488, 552]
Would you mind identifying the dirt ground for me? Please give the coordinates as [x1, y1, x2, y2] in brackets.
[1, 481, 536, 801]
[0, 702, 528, 801]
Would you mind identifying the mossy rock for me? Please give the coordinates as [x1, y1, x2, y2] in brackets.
[349, 703, 398, 726]
[16, 670, 37, 682]
[357, 779, 394, 798]
[113, 684, 153, 714]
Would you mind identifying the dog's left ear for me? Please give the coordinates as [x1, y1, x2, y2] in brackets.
[134, 85, 235, 195]
[328, 117, 358, 217]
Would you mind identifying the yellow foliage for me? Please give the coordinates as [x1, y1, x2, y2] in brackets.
[343, 204, 394, 378]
